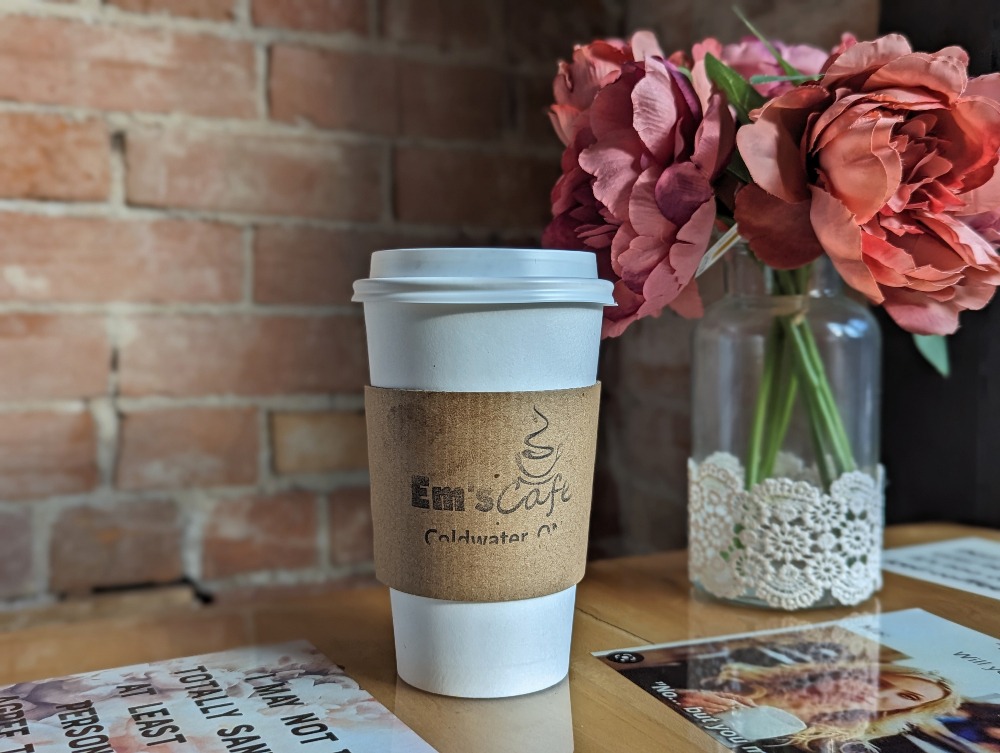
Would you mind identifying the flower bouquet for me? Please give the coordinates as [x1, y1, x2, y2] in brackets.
[543, 19, 1000, 608]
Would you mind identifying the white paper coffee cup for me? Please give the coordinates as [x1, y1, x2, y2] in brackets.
[353, 248, 613, 698]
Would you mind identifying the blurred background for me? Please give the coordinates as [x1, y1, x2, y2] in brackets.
[0, 0, 883, 610]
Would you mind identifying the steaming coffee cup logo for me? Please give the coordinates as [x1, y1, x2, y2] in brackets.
[494, 407, 571, 520]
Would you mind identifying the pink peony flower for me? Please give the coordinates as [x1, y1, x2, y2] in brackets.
[735, 35, 1000, 335]
[544, 32, 736, 338]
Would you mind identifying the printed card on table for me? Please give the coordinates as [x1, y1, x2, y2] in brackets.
[882, 536, 1000, 601]
[0, 641, 437, 753]
[596, 609, 1000, 752]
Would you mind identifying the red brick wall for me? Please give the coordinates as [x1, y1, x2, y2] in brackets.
[0, 0, 879, 604]
[0, 0, 625, 605]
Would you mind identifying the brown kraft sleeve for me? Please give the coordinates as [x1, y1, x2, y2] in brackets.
[364, 384, 601, 602]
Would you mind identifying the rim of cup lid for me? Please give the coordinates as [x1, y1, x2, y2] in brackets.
[353, 248, 615, 306]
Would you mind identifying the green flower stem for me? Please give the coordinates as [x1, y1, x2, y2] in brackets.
[781, 317, 840, 487]
[799, 322, 856, 473]
[759, 336, 798, 479]
[744, 265, 856, 491]
[745, 322, 779, 489]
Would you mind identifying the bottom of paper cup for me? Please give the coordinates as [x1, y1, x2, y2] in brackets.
[390, 586, 575, 699]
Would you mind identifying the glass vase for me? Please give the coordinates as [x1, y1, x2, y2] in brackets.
[688, 247, 883, 610]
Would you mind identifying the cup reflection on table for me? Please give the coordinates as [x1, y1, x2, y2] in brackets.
[393, 675, 574, 753]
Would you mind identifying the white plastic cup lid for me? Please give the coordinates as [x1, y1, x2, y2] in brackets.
[352, 248, 615, 305]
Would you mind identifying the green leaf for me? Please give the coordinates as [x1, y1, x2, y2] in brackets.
[914, 334, 950, 377]
[733, 6, 800, 77]
[703, 53, 767, 125]
[749, 74, 823, 84]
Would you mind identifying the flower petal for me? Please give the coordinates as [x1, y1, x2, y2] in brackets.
[666, 279, 704, 317]
[692, 91, 736, 180]
[734, 184, 825, 269]
[817, 115, 901, 223]
[882, 286, 960, 334]
[589, 64, 643, 140]
[809, 187, 884, 302]
[864, 52, 967, 104]
[822, 34, 913, 89]
[629, 30, 664, 62]
[654, 161, 713, 229]
[738, 86, 830, 203]
[631, 56, 679, 164]
[629, 166, 675, 238]
[579, 131, 642, 220]
[602, 279, 644, 338]
[542, 213, 587, 250]
[965, 72, 1000, 104]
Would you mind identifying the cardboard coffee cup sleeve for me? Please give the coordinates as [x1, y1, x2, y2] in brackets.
[365, 384, 601, 602]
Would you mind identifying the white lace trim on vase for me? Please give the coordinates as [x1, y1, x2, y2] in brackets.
[688, 452, 884, 610]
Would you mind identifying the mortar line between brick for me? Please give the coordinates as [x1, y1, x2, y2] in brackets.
[107, 129, 127, 208]
[0, 302, 360, 316]
[366, 0, 379, 38]
[116, 395, 368, 411]
[179, 490, 211, 584]
[0, 394, 366, 413]
[0, 101, 563, 160]
[241, 226, 255, 304]
[1, 471, 370, 509]
[91, 396, 120, 490]
[254, 43, 270, 120]
[233, 0, 251, 27]
[31, 501, 54, 600]
[0, 200, 538, 238]
[381, 144, 394, 224]
[257, 407, 273, 486]
[316, 492, 330, 573]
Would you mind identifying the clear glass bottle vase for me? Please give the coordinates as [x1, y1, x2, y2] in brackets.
[688, 247, 884, 610]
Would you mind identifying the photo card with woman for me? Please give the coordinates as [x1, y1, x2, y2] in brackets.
[597, 609, 1000, 752]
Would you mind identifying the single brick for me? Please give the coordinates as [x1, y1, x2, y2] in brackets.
[126, 127, 383, 220]
[108, 0, 236, 19]
[0, 214, 243, 303]
[0, 113, 109, 201]
[394, 146, 556, 228]
[50, 500, 183, 593]
[399, 59, 505, 140]
[380, 0, 498, 51]
[0, 16, 254, 117]
[0, 507, 34, 598]
[271, 411, 367, 474]
[117, 408, 259, 491]
[201, 491, 320, 579]
[0, 412, 98, 500]
[119, 315, 368, 397]
[253, 226, 377, 306]
[252, 0, 368, 33]
[269, 46, 397, 134]
[0, 314, 109, 400]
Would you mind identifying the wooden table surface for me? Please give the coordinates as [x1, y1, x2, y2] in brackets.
[0, 522, 995, 752]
